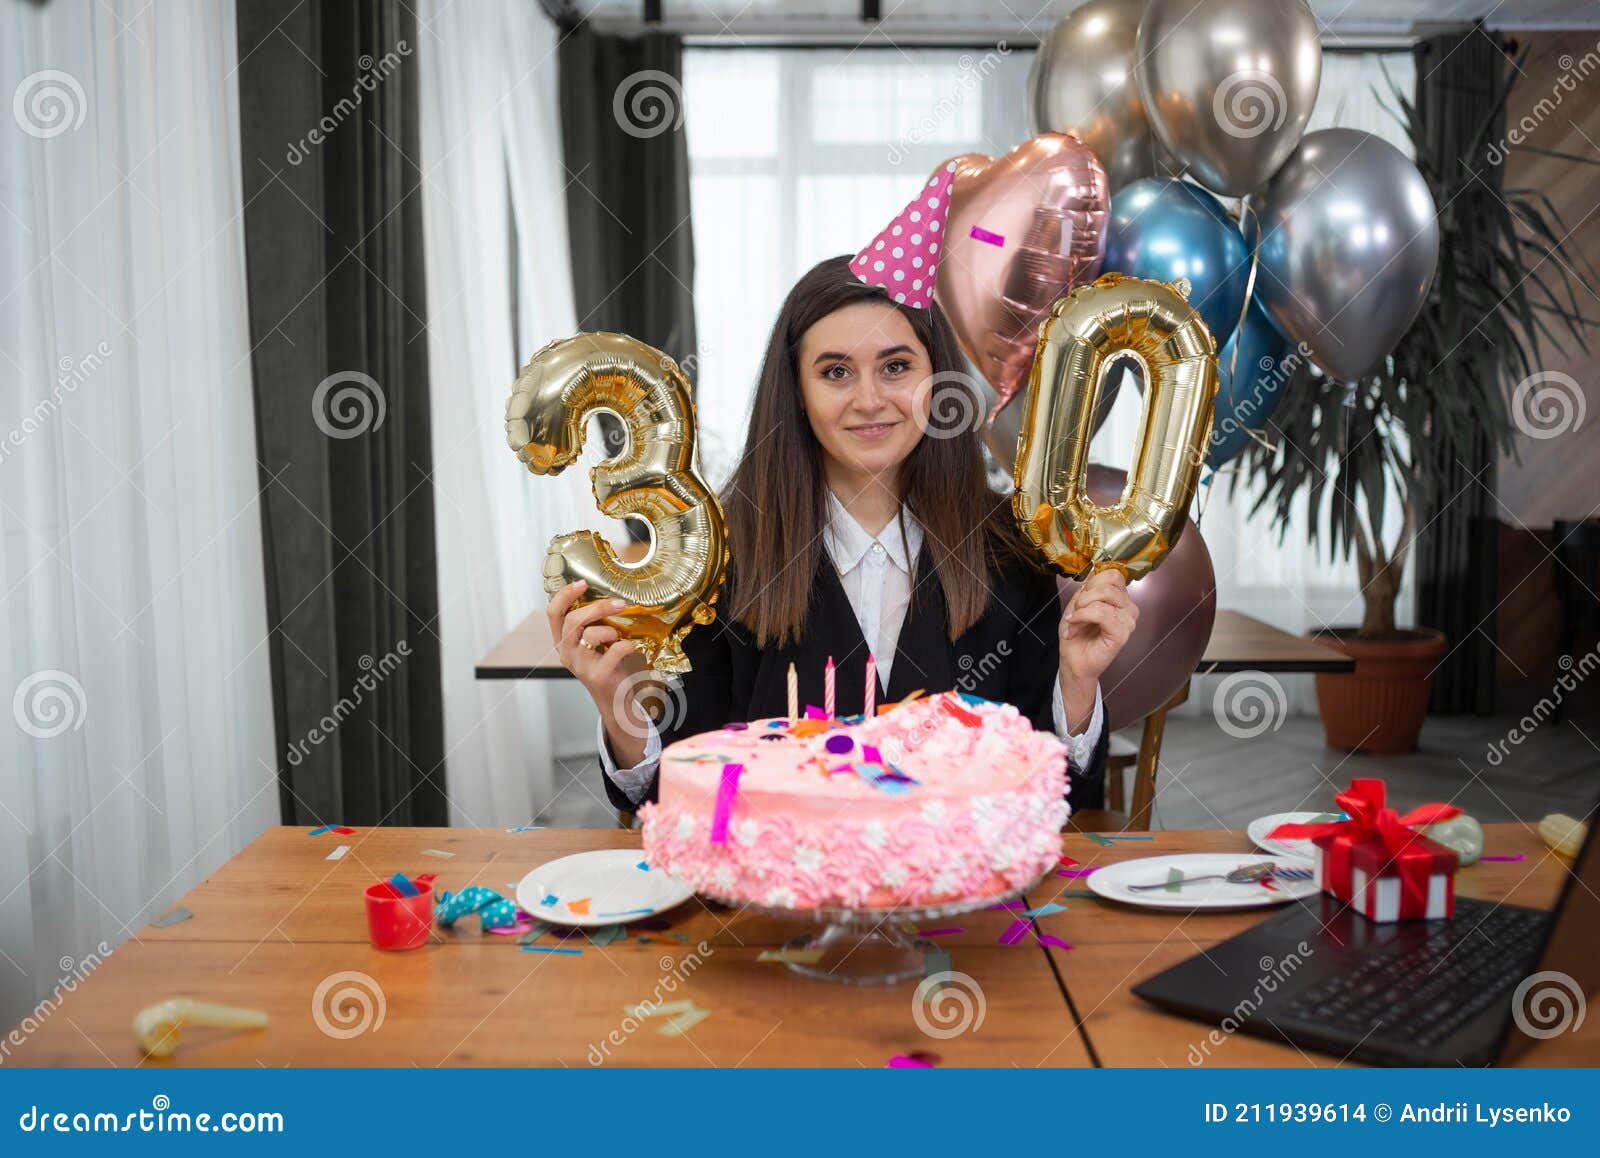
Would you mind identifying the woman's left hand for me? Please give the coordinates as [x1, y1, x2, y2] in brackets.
[1058, 570, 1138, 730]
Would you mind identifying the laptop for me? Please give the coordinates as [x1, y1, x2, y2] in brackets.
[1132, 800, 1600, 1066]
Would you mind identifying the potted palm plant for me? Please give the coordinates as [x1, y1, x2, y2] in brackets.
[1239, 56, 1594, 753]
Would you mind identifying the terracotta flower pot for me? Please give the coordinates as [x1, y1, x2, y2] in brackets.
[1309, 628, 1448, 754]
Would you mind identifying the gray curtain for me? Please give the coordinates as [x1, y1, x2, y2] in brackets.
[555, 18, 699, 370]
[1411, 26, 1510, 715]
[234, 0, 448, 824]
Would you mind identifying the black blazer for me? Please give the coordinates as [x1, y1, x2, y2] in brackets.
[601, 545, 1109, 815]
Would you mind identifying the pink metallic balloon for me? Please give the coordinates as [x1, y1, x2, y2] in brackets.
[1058, 465, 1216, 730]
[935, 134, 1110, 419]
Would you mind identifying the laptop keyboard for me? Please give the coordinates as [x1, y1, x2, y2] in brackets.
[1282, 905, 1549, 1051]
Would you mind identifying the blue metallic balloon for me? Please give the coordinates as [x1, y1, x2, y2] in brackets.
[1207, 296, 1298, 469]
[1102, 178, 1249, 347]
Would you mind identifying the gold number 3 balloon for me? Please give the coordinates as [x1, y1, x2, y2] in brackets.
[1013, 273, 1217, 579]
[506, 332, 728, 674]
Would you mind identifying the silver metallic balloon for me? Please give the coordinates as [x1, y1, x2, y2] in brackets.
[1250, 128, 1440, 382]
[1027, 0, 1173, 193]
[1135, 0, 1321, 197]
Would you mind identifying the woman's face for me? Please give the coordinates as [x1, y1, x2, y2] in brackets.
[796, 301, 932, 484]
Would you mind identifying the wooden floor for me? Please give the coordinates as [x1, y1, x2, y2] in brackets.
[540, 711, 1600, 830]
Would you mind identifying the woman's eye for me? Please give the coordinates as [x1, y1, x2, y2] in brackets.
[883, 359, 910, 376]
[823, 364, 851, 381]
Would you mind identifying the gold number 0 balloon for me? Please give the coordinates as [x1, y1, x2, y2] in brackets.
[505, 332, 728, 674]
[1013, 273, 1217, 579]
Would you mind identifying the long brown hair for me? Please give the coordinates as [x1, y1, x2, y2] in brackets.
[723, 255, 1027, 648]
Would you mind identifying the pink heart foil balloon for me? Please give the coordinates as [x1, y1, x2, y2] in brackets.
[935, 134, 1110, 419]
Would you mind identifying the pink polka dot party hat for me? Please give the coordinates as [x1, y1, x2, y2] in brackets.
[848, 161, 956, 309]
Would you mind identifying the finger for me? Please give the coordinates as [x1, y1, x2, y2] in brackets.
[562, 597, 626, 647]
[582, 625, 621, 649]
[1084, 568, 1128, 593]
[1068, 602, 1120, 632]
[1072, 587, 1127, 615]
[594, 639, 639, 683]
[546, 579, 588, 625]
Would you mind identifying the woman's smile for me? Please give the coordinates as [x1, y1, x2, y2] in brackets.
[844, 419, 902, 441]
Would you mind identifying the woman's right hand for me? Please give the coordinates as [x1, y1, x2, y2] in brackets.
[547, 580, 653, 765]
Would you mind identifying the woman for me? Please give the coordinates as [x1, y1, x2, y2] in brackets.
[550, 255, 1137, 817]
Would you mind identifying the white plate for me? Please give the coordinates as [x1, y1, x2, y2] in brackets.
[1247, 810, 1342, 862]
[514, 850, 693, 928]
[1086, 853, 1320, 910]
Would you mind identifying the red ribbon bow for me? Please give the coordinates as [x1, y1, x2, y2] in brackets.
[1269, 779, 1460, 915]
[1268, 779, 1460, 851]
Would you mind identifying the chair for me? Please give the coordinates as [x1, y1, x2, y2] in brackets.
[1552, 519, 1600, 720]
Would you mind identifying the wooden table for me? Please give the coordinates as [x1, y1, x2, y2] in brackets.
[7, 824, 1590, 1067]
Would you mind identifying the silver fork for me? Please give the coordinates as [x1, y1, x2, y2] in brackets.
[1127, 862, 1280, 891]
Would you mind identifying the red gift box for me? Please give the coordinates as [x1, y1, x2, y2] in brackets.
[1269, 779, 1460, 923]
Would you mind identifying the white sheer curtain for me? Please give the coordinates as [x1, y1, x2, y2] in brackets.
[0, 0, 278, 1029]
[416, 0, 607, 824]
[684, 44, 1417, 716]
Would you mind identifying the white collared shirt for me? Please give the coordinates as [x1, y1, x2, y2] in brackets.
[598, 496, 1104, 804]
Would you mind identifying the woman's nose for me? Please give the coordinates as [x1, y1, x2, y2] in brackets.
[852, 375, 887, 411]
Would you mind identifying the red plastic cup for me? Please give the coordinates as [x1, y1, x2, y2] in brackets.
[364, 873, 437, 950]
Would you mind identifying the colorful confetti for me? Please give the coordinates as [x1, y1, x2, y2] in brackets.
[325, 844, 350, 861]
[985, 899, 1026, 912]
[628, 999, 711, 1036]
[388, 872, 420, 897]
[1479, 854, 1525, 862]
[419, 848, 455, 859]
[506, 825, 543, 833]
[998, 919, 1032, 946]
[969, 225, 1006, 247]
[521, 945, 582, 956]
[1057, 867, 1097, 878]
[1037, 934, 1074, 951]
[597, 907, 655, 919]
[518, 922, 552, 945]
[566, 897, 592, 916]
[588, 924, 626, 947]
[923, 948, 952, 981]
[151, 906, 193, 929]
[758, 947, 825, 964]
[917, 927, 964, 938]
[1022, 902, 1067, 919]
[887, 1054, 936, 1068]
[1165, 867, 1184, 893]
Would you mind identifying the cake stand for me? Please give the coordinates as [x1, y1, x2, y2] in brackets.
[722, 871, 1048, 986]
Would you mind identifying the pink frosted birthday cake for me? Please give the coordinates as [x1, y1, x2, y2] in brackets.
[640, 692, 1069, 910]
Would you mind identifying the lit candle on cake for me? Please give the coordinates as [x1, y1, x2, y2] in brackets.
[824, 656, 835, 719]
[864, 652, 876, 717]
[787, 662, 797, 725]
